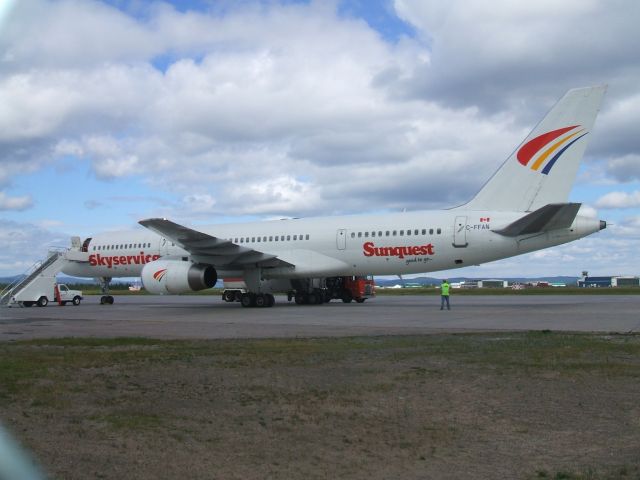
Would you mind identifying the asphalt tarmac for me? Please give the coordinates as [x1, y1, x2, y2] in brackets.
[2, 294, 639, 341]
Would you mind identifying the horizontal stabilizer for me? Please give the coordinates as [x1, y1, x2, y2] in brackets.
[494, 203, 581, 237]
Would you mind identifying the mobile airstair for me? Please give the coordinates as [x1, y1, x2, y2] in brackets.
[0, 251, 67, 307]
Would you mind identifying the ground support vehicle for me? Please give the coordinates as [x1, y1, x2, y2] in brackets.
[0, 251, 82, 307]
[6, 279, 82, 307]
[288, 276, 376, 305]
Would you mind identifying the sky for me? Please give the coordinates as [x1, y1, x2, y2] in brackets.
[1, 0, 639, 279]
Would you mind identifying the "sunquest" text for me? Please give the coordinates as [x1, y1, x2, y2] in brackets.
[362, 242, 435, 259]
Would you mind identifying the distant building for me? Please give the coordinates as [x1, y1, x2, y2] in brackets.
[578, 276, 640, 287]
[478, 279, 508, 288]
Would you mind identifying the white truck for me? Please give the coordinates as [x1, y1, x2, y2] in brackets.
[10, 280, 83, 307]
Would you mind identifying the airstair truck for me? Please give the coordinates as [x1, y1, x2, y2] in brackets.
[0, 251, 83, 307]
[11, 282, 83, 307]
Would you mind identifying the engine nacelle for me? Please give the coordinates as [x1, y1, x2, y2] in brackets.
[141, 260, 217, 294]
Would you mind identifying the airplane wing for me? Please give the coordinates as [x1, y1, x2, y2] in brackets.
[138, 218, 292, 269]
[494, 203, 582, 237]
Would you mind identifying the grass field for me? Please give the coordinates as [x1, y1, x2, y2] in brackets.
[2, 333, 640, 479]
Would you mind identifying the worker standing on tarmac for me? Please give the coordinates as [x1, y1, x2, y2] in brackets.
[440, 279, 451, 310]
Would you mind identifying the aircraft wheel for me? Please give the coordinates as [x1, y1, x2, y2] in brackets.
[107, 295, 114, 304]
[341, 291, 352, 303]
[255, 294, 267, 308]
[355, 298, 366, 303]
[266, 294, 275, 307]
[241, 293, 254, 308]
[100, 296, 106, 305]
[294, 293, 305, 305]
[307, 292, 318, 305]
[72, 296, 81, 306]
[37, 296, 48, 307]
[23, 302, 34, 307]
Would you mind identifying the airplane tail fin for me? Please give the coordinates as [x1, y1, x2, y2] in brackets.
[462, 85, 606, 212]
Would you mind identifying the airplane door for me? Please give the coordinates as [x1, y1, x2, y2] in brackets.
[159, 237, 171, 256]
[453, 216, 468, 248]
[336, 229, 346, 250]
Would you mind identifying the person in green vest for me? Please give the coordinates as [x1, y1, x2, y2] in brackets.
[440, 279, 451, 310]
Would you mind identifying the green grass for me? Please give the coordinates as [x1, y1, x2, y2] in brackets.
[2, 333, 640, 402]
[531, 464, 640, 479]
[2, 333, 640, 478]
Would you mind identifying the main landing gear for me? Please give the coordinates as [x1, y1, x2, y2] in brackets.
[240, 292, 275, 308]
[288, 288, 331, 305]
[98, 277, 115, 305]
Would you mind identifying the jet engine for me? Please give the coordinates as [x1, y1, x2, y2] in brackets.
[141, 260, 217, 294]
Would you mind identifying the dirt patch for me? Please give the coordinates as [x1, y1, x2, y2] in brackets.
[1, 334, 640, 479]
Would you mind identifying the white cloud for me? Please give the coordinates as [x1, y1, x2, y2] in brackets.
[578, 204, 598, 218]
[0, 192, 33, 211]
[392, 0, 640, 112]
[0, 0, 638, 276]
[0, 219, 68, 276]
[605, 154, 640, 182]
[595, 191, 640, 209]
[181, 193, 216, 214]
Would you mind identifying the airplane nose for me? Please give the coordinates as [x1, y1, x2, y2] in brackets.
[599, 220, 607, 230]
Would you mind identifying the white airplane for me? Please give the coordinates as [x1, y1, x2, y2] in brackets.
[62, 85, 607, 307]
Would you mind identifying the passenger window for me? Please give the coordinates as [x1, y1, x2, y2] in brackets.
[386, 231, 390, 236]
[351, 232, 355, 238]
[371, 231, 375, 237]
[287, 235, 291, 241]
[400, 230, 404, 236]
[358, 232, 362, 238]
[429, 229, 434, 235]
[422, 229, 426, 235]
[251, 237, 255, 242]
[437, 228, 442, 234]
[406, 230, 411, 236]
[257, 237, 261, 242]
[392, 231, 397, 236]
[306, 234, 309, 240]
[293, 235, 297, 240]
[378, 231, 382, 237]
[364, 232, 369, 238]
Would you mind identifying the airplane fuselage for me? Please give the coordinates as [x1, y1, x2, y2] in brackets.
[61, 209, 602, 280]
